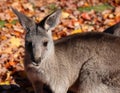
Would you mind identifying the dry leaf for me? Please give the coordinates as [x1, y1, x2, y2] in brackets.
[0, 36, 7, 40]
[0, 80, 10, 85]
[9, 37, 21, 47]
[81, 13, 91, 20]
[62, 11, 70, 18]
[71, 29, 82, 34]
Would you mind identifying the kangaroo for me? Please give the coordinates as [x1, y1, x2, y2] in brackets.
[104, 22, 120, 36]
[12, 8, 120, 93]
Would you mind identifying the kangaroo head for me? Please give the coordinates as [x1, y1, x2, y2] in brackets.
[12, 8, 61, 65]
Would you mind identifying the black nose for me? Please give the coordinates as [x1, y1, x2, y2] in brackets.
[31, 57, 41, 66]
[36, 57, 41, 63]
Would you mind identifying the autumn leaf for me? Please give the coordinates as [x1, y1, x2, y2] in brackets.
[81, 13, 91, 20]
[62, 11, 70, 18]
[0, 80, 10, 85]
[71, 29, 82, 34]
[9, 37, 21, 47]
[0, 36, 7, 40]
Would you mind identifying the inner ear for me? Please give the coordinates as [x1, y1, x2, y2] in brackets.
[12, 7, 36, 33]
[38, 9, 61, 31]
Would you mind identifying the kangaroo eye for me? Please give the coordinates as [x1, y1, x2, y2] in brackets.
[43, 41, 48, 47]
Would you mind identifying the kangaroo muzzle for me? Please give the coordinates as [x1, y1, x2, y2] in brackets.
[32, 56, 41, 66]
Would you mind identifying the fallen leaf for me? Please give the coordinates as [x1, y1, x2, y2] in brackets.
[0, 80, 10, 85]
[73, 20, 80, 27]
[108, 14, 114, 19]
[0, 36, 7, 40]
[81, 13, 91, 20]
[22, 3, 34, 11]
[62, 11, 70, 18]
[71, 29, 82, 34]
[9, 61, 16, 66]
[5, 23, 13, 28]
[9, 37, 21, 47]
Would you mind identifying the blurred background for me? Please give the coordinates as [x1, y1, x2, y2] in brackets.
[0, 0, 120, 93]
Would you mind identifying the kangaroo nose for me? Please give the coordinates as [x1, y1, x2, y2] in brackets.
[35, 57, 41, 63]
[31, 56, 41, 66]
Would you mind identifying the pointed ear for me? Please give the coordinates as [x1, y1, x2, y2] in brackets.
[11, 7, 36, 32]
[40, 9, 61, 31]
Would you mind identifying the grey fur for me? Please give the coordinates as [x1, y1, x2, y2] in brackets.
[12, 8, 120, 93]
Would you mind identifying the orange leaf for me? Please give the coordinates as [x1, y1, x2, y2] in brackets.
[9, 61, 16, 66]
[115, 15, 120, 23]
[81, 13, 91, 20]
[0, 36, 7, 40]
[84, 2, 90, 7]
[12, 30, 23, 37]
[4, 62, 10, 69]
[57, 31, 67, 38]
[108, 20, 116, 26]
[53, 34, 59, 40]
[5, 23, 12, 28]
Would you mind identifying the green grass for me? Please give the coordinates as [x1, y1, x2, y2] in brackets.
[78, 3, 114, 12]
[0, 20, 6, 28]
[11, 20, 18, 25]
[48, 3, 58, 13]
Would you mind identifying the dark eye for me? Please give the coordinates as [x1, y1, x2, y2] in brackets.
[43, 41, 48, 47]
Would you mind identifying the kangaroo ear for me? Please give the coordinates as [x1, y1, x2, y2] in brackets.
[40, 9, 61, 31]
[11, 7, 36, 32]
